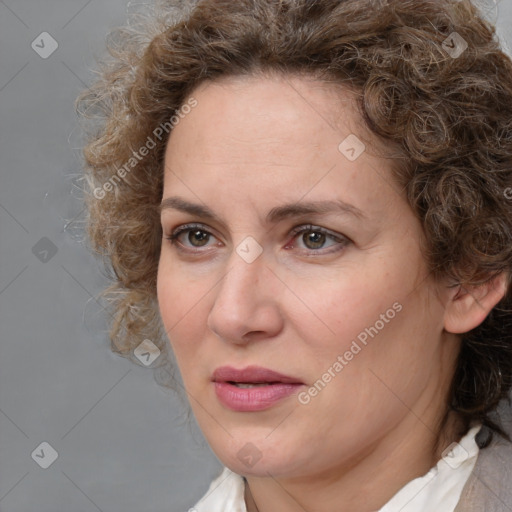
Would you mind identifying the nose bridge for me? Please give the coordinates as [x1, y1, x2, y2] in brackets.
[217, 248, 267, 310]
[207, 246, 281, 341]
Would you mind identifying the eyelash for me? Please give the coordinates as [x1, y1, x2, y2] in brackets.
[164, 223, 350, 256]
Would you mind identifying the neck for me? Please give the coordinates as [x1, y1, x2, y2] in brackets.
[244, 410, 465, 512]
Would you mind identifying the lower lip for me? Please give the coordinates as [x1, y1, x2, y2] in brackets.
[214, 382, 303, 412]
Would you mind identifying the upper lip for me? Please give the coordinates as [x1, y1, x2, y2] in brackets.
[212, 365, 303, 384]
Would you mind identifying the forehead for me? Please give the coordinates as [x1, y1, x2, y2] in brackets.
[166, 73, 365, 158]
[161, 73, 407, 224]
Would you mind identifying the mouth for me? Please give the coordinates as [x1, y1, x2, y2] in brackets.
[212, 365, 304, 386]
[212, 365, 304, 412]
[228, 382, 277, 388]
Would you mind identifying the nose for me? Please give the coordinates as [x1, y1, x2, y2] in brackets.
[207, 251, 284, 345]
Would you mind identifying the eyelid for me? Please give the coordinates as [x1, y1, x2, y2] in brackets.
[169, 222, 218, 238]
[288, 224, 347, 242]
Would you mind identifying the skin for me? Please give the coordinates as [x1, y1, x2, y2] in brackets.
[156, 73, 505, 512]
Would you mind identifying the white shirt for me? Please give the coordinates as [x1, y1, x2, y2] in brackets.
[192, 424, 482, 512]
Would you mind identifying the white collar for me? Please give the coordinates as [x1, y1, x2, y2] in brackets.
[193, 424, 481, 512]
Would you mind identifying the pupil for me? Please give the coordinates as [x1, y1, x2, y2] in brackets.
[190, 230, 209, 246]
[305, 231, 325, 249]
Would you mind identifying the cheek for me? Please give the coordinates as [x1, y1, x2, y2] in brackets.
[290, 257, 437, 392]
[287, 268, 403, 354]
[317, 294, 440, 418]
[156, 260, 208, 357]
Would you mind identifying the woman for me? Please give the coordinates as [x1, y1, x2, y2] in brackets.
[78, 0, 512, 510]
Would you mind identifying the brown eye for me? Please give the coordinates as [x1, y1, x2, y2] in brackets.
[302, 231, 326, 250]
[187, 229, 210, 247]
[287, 225, 350, 255]
[165, 224, 218, 252]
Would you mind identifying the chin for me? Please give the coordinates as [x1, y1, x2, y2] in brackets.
[212, 436, 310, 478]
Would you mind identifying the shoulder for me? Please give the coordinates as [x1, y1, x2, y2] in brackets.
[455, 429, 512, 512]
[192, 467, 247, 512]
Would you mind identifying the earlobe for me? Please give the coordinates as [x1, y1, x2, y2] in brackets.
[443, 273, 509, 334]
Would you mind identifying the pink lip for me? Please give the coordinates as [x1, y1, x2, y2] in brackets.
[212, 365, 304, 412]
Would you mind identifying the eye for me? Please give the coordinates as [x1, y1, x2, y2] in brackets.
[286, 224, 349, 254]
[165, 223, 219, 252]
[164, 223, 350, 256]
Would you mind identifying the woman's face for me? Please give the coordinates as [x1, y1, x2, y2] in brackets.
[157, 74, 459, 479]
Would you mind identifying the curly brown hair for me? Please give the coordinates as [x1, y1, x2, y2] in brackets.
[77, 0, 512, 442]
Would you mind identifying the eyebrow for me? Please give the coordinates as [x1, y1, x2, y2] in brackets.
[159, 196, 366, 224]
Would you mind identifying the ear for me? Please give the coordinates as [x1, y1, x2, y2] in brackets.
[444, 273, 509, 334]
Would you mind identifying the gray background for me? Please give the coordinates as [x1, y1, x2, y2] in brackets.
[1, 1, 511, 511]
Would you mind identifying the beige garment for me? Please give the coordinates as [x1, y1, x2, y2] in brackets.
[455, 405, 512, 512]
